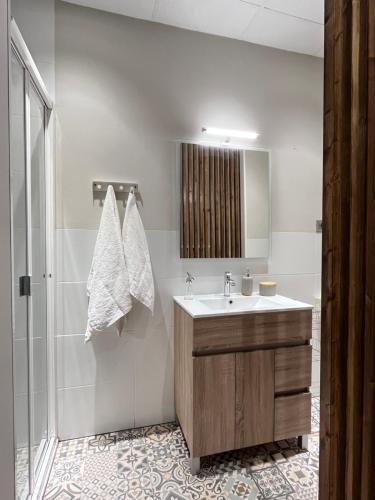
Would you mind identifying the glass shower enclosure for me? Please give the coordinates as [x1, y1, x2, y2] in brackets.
[10, 21, 56, 500]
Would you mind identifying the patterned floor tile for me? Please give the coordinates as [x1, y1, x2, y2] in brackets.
[44, 397, 321, 500]
[87, 432, 117, 454]
[81, 477, 119, 499]
[116, 427, 146, 449]
[47, 458, 84, 488]
[55, 437, 89, 461]
[224, 474, 259, 499]
[119, 487, 155, 499]
[251, 465, 294, 499]
[278, 459, 317, 489]
[118, 442, 150, 479]
[43, 482, 82, 499]
[150, 457, 220, 500]
[82, 450, 117, 480]
[15, 447, 29, 500]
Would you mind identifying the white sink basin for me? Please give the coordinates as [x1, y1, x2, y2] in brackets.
[174, 293, 313, 318]
[198, 295, 280, 312]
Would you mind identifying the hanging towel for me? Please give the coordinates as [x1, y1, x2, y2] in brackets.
[85, 185, 132, 342]
[122, 191, 154, 313]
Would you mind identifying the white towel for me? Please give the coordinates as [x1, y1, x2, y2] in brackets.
[85, 185, 132, 342]
[122, 192, 154, 312]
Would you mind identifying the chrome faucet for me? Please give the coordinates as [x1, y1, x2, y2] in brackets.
[224, 271, 236, 297]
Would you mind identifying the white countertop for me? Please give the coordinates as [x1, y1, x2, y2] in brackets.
[173, 293, 313, 318]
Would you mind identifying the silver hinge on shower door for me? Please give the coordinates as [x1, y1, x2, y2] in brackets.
[19, 276, 31, 297]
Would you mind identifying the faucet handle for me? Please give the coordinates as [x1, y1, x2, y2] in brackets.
[186, 272, 195, 283]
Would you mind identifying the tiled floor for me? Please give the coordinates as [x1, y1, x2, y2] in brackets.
[16, 447, 29, 500]
[44, 396, 320, 499]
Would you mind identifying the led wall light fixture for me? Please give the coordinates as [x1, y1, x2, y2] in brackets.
[202, 127, 259, 140]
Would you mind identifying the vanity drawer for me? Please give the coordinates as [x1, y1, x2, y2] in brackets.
[275, 345, 312, 393]
[274, 392, 311, 441]
[193, 310, 312, 354]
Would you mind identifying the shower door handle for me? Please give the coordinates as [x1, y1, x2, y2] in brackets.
[19, 276, 31, 297]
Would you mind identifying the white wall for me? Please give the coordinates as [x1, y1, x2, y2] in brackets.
[11, 0, 55, 100]
[55, 1, 323, 440]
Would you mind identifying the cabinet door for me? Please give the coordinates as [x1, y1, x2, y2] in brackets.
[275, 345, 312, 393]
[235, 350, 275, 448]
[274, 393, 311, 440]
[193, 354, 235, 457]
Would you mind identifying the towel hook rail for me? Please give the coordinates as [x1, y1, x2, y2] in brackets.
[92, 181, 138, 197]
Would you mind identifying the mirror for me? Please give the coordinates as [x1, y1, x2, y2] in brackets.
[242, 149, 270, 258]
[180, 143, 270, 259]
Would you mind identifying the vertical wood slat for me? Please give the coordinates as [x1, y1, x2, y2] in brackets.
[215, 148, 221, 258]
[181, 143, 189, 258]
[220, 150, 226, 257]
[209, 148, 216, 257]
[193, 144, 199, 258]
[199, 146, 205, 258]
[320, 0, 375, 499]
[346, 0, 368, 498]
[225, 149, 231, 257]
[204, 147, 210, 258]
[180, 143, 241, 258]
[230, 150, 236, 257]
[234, 151, 241, 257]
[362, 0, 375, 497]
[188, 144, 194, 258]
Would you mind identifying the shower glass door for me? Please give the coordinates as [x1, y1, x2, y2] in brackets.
[29, 80, 49, 481]
[10, 41, 51, 499]
[10, 48, 30, 500]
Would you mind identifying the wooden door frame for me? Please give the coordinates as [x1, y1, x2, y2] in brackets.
[320, 0, 375, 498]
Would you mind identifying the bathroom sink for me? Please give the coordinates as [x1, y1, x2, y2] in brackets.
[198, 295, 279, 312]
[174, 293, 313, 318]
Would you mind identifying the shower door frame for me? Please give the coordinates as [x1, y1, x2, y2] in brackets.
[10, 19, 57, 499]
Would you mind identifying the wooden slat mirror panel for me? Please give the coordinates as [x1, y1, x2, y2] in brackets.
[180, 143, 241, 258]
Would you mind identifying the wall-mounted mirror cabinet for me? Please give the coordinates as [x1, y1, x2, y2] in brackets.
[180, 143, 270, 259]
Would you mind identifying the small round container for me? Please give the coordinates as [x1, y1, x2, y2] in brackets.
[259, 281, 277, 296]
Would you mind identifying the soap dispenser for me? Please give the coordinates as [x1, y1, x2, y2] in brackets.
[242, 269, 253, 296]
[184, 272, 195, 300]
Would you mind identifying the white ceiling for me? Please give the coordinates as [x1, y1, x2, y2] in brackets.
[62, 0, 324, 57]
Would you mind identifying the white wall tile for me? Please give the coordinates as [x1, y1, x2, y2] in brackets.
[311, 358, 320, 396]
[56, 282, 88, 335]
[13, 339, 28, 395]
[269, 232, 316, 275]
[13, 290, 27, 340]
[32, 337, 47, 393]
[314, 232, 322, 274]
[56, 229, 97, 282]
[133, 327, 174, 428]
[14, 394, 29, 449]
[253, 273, 318, 304]
[57, 330, 135, 389]
[58, 381, 134, 440]
[55, 227, 321, 438]
[58, 385, 96, 439]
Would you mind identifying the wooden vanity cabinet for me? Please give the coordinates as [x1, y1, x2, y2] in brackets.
[174, 303, 312, 464]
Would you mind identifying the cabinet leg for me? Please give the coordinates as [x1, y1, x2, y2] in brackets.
[298, 435, 309, 450]
[190, 457, 200, 475]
